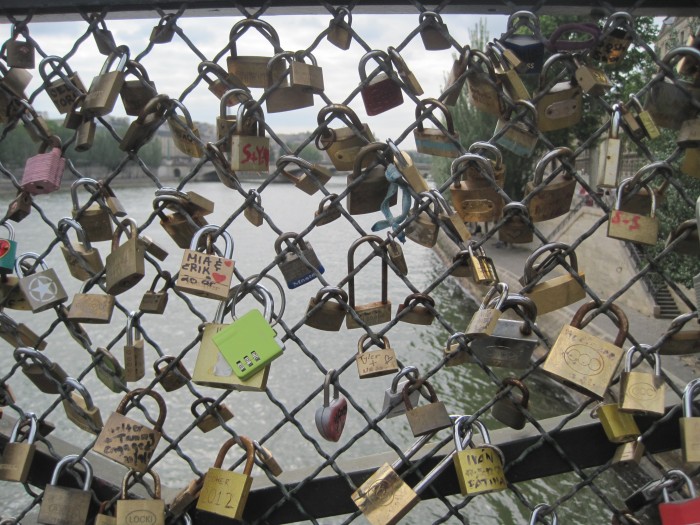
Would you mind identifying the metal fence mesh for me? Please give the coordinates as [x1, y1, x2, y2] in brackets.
[0, 2, 698, 525]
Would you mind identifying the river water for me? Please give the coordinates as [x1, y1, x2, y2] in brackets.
[2, 179, 635, 523]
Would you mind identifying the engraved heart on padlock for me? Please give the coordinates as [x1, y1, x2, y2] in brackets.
[315, 396, 347, 442]
[0, 240, 9, 259]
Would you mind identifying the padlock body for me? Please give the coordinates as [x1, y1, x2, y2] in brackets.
[197, 467, 252, 520]
[116, 498, 165, 525]
[680, 417, 700, 464]
[346, 301, 392, 329]
[18, 268, 68, 312]
[536, 83, 583, 132]
[453, 447, 507, 496]
[0, 442, 35, 482]
[231, 135, 270, 172]
[124, 340, 145, 382]
[405, 401, 452, 437]
[414, 129, 461, 158]
[38, 486, 92, 525]
[305, 297, 345, 331]
[74, 204, 113, 242]
[619, 371, 665, 416]
[21, 148, 65, 195]
[361, 74, 404, 116]
[93, 412, 161, 472]
[105, 236, 145, 295]
[468, 319, 538, 369]
[139, 291, 168, 314]
[176, 249, 234, 300]
[278, 245, 325, 289]
[607, 210, 659, 246]
[658, 497, 700, 525]
[383, 380, 420, 418]
[63, 391, 103, 433]
[346, 166, 397, 215]
[524, 272, 586, 315]
[525, 177, 577, 222]
[61, 244, 104, 282]
[0, 238, 18, 273]
[351, 464, 419, 525]
[596, 403, 641, 443]
[320, 124, 374, 171]
[68, 292, 115, 324]
[491, 395, 527, 430]
[84, 71, 126, 117]
[356, 347, 398, 378]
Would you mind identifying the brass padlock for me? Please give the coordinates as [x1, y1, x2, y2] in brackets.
[176, 225, 235, 301]
[543, 301, 628, 399]
[680, 378, 700, 465]
[491, 378, 530, 430]
[573, 54, 613, 96]
[0, 312, 47, 349]
[346, 142, 397, 215]
[520, 242, 586, 315]
[493, 100, 539, 157]
[431, 189, 471, 243]
[119, 60, 157, 116]
[452, 418, 507, 496]
[190, 397, 234, 433]
[6, 190, 32, 223]
[93, 388, 166, 472]
[465, 282, 507, 338]
[450, 152, 503, 223]
[227, 18, 283, 89]
[0, 413, 37, 482]
[665, 219, 699, 256]
[314, 193, 342, 227]
[596, 106, 623, 189]
[525, 147, 577, 222]
[38, 455, 93, 525]
[198, 60, 248, 103]
[14, 347, 68, 394]
[6, 24, 35, 69]
[116, 469, 165, 525]
[450, 243, 497, 284]
[590, 12, 635, 65]
[612, 436, 645, 469]
[38, 56, 86, 114]
[305, 286, 348, 332]
[316, 103, 374, 170]
[619, 345, 666, 416]
[105, 218, 145, 295]
[119, 94, 170, 152]
[124, 311, 145, 382]
[356, 334, 399, 379]
[418, 11, 452, 50]
[534, 53, 582, 132]
[139, 271, 170, 314]
[93, 347, 127, 394]
[594, 403, 640, 443]
[290, 50, 324, 94]
[61, 377, 103, 434]
[441, 47, 468, 106]
[168, 98, 204, 157]
[618, 161, 670, 215]
[231, 99, 270, 172]
[70, 177, 113, 242]
[253, 440, 283, 476]
[154, 356, 191, 392]
[326, 7, 353, 50]
[196, 436, 255, 521]
[607, 178, 659, 246]
[624, 95, 660, 140]
[402, 377, 452, 437]
[387, 46, 423, 96]
[465, 49, 504, 117]
[83, 45, 130, 117]
[405, 192, 441, 248]
[265, 51, 314, 113]
[58, 217, 104, 281]
[396, 293, 435, 325]
[388, 140, 430, 194]
[154, 194, 208, 249]
[67, 278, 115, 324]
[277, 154, 332, 195]
[346, 235, 392, 329]
[149, 13, 176, 44]
[244, 189, 265, 226]
[15, 252, 68, 312]
[488, 42, 530, 102]
[499, 202, 534, 244]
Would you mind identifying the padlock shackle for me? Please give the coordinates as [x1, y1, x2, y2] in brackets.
[313, 285, 348, 304]
[683, 377, 700, 417]
[446, 332, 468, 352]
[357, 49, 392, 81]
[235, 98, 266, 137]
[529, 503, 558, 525]
[147, 270, 171, 294]
[666, 219, 697, 248]
[450, 153, 495, 186]
[402, 377, 438, 411]
[661, 469, 697, 502]
[0, 221, 15, 241]
[357, 333, 390, 355]
[505, 99, 539, 127]
[62, 377, 95, 410]
[50, 454, 93, 489]
[391, 366, 419, 393]
[58, 217, 93, 250]
[400, 292, 436, 310]
[506, 10, 541, 32]
[274, 231, 309, 255]
[533, 147, 575, 185]
[330, 6, 352, 25]
[615, 178, 656, 218]
[190, 396, 220, 419]
[95, 346, 125, 379]
[468, 141, 503, 169]
[603, 12, 634, 31]
[121, 468, 161, 499]
[388, 429, 440, 472]
[466, 48, 496, 76]
[111, 217, 139, 253]
[498, 377, 530, 408]
[623, 344, 661, 376]
[9, 412, 37, 444]
[213, 435, 255, 476]
[228, 18, 282, 52]
[628, 160, 673, 188]
[218, 88, 251, 116]
[116, 388, 167, 431]
[523, 242, 579, 283]
[502, 201, 530, 219]
[124, 59, 152, 82]
[14, 251, 48, 277]
[267, 51, 294, 83]
[189, 225, 234, 258]
[277, 154, 314, 174]
[570, 301, 629, 347]
[609, 105, 622, 139]
[347, 234, 388, 308]
[125, 310, 140, 347]
[322, 368, 340, 406]
[169, 98, 195, 127]
[136, 93, 170, 123]
[229, 274, 285, 326]
[99, 45, 130, 75]
[480, 282, 508, 311]
[38, 55, 76, 83]
[662, 46, 700, 68]
[316, 103, 364, 132]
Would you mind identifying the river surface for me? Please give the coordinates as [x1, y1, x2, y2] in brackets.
[2, 179, 635, 523]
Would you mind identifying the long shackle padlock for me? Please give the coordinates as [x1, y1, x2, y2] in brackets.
[346, 235, 391, 329]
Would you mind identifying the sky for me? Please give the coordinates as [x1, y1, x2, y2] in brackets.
[0, 13, 510, 149]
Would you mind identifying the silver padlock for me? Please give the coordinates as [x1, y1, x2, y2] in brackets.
[382, 366, 421, 419]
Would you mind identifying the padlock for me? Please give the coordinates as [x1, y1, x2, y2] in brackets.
[346, 142, 396, 215]
[70, 177, 113, 242]
[289, 50, 324, 94]
[0, 61, 32, 102]
[666, 220, 699, 256]
[213, 279, 284, 381]
[494, 100, 539, 157]
[190, 397, 233, 433]
[386, 234, 409, 276]
[176, 225, 234, 300]
[0, 413, 37, 482]
[645, 47, 700, 130]
[38, 455, 93, 525]
[529, 504, 558, 525]
[608, 178, 659, 246]
[68, 279, 115, 324]
[465, 282, 508, 338]
[21, 135, 65, 195]
[265, 51, 314, 113]
[244, 189, 265, 226]
[680, 377, 700, 465]
[140, 271, 170, 314]
[492, 378, 530, 430]
[525, 147, 577, 222]
[83, 45, 130, 117]
[192, 289, 271, 391]
[534, 53, 582, 132]
[277, 154, 332, 195]
[0, 223, 18, 274]
[356, 334, 399, 379]
[682, 146, 700, 178]
[500, 202, 534, 244]
[624, 95, 660, 140]
[658, 313, 700, 356]
[90, 14, 116, 55]
[316, 103, 375, 170]
[95, 500, 117, 525]
[441, 47, 468, 106]
[658, 469, 700, 524]
[596, 106, 623, 188]
[382, 366, 421, 419]
[469, 293, 539, 368]
[75, 113, 96, 152]
[305, 286, 348, 331]
[168, 98, 204, 157]
[216, 88, 246, 152]
[619, 345, 666, 416]
[346, 235, 392, 329]
[543, 302, 628, 399]
[154, 355, 191, 392]
[227, 18, 283, 88]
[678, 30, 700, 75]
[38, 56, 86, 114]
[18, 99, 52, 144]
[612, 435, 646, 468]
[61, 377, 103, 434]
[405, 192, 441, 248]
[208, 140, 243, 190]
[595, 402, 641, 444]
[520, 242, 586, 315]
[6, 190, 32, 223]
[450, 152, 503, 223]
[149, 13, 176, 44]
[253, 440, 283, 476]
[387, 140, 429, 194]
[123, 311, 145, 382]
[105, 218, 145, 294]
[231, 99, 270, 172]
[119, 94, 169, 152]
[591, 12, 635, 65]
[396, 293, 436, 325]
[387, 46, 423, 96]
[198, 61, 248, 103]
[359, 49, 404, 116]
[196, 436, 255, 520]
[154, 195, 208, 249]
[617, 161, 670, 215]
[413, 98, 460, 158]
[418, 11, 451, 50]
[274, 232, 325, 289]
[450, 243, 498, 285]
[315, 369, 348, 441]
[116, 469, 165, 525]
[93, 347, 127, 394]
[14, 347, 69, 395]
[63, 90, 87, 130]
[15, 252, 68, 312]
[678, 117, 700, 147]
[430, 189, 471, 242]
[93, 389, 166, 472]
[0, 273, 30, 310]
[499, 11, 545, 75]
[465, 49, 504, 117]
[58, 218, 104, 281]
[169, 477, 205, 521]
[326, 7, 353, 50]
[402, 377, 452, 437]
[5, 25, 35, 69]
[453, 418, 507, 496]
[573, 54, 613, 96]
[2, 311, 48, 348]
[120, 60, 157, 116]
[488, 41, 530, 102]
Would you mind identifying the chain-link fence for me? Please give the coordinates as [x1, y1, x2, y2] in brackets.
[0, 2, 699, 525]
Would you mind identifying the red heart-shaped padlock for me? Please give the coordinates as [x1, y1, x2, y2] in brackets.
[315, 370, 347, 442]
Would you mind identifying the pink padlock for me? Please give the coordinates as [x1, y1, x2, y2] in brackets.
[21, 135, 65, 195]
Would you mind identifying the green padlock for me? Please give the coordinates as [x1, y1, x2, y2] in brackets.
[0, 223, 18, 274]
